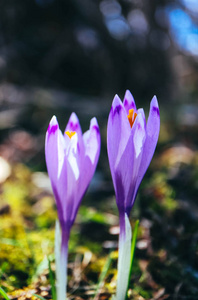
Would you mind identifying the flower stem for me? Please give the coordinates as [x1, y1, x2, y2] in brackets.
[119, 212, 126, 241]
[55, 221, 70, 300]
[116, 214, 132, 300]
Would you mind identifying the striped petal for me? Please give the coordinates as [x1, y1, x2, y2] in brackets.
[134, 96, 160, 198]
[45, 116, 67, 228]
[65, 112, 83, 138]
[70, 117, 101, 218]
[107, 95, 131, 187]
[115, 112, 146, 214]
[123, 90, 137, 114]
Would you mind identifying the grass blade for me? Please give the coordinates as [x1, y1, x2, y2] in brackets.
[93, 252, 113, 300]
[48, 257, 56, 300]
[0, 287, 10, 300]
[32, 294, 46, 300]
[32, 256, 48, 281]
[130, 220, 139, 272]
[125, 219, 139, 299]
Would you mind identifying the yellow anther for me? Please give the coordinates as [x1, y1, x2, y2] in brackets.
[127, 109, 137, 128]
[65, 131, 76, 139]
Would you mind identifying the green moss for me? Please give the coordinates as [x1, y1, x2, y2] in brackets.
[161, 197, 178, 211]
[133, 286, 152, 299]
[0, 164, 56, 289]
[79, 206, 109, 224]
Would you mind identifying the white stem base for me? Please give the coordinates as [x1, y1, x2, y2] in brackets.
[116, 214, 132, 300]
[55, 220, 68, 300]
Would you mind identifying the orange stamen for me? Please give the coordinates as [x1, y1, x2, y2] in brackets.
[127, 109, 137, 128]
[65, 131, 76, 139]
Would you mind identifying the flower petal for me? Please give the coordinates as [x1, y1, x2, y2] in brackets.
[66, 133, 80, 180]
[65, 112, 85, 175]
[123, 90, 137, 114]
[65, 112, 83, 137]
[81, 118, 100, 193]
[107, 94, 131, 185]
[133, 111, 146, 160]
[115, 112, 146, 214]
[64, 157, 79, 223]
[83, 117, 100, 164]
[45, 116, 66, 181]
[45, 116, 67, 228]
[68, 117, 100, 221]
[134, 96, 160, 198]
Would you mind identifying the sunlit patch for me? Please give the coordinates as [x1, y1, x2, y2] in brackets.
[127, 109, 137, 128]
[65, 131, 76, 139]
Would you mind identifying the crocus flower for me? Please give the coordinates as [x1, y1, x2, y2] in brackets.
[45, 113, 100, 300]
[107, 90, 160, 234]
[107, 90, 160, 299]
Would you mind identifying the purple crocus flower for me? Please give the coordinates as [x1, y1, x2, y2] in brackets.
[107, 90, 160, 235]
[45, 113, 100, 299]
[107, 90, 160, 299]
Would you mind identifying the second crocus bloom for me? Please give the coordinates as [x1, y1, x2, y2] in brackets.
[107, 90, 160, 299]
[45, 113, 100, 300]
[107, 90, 160, 233]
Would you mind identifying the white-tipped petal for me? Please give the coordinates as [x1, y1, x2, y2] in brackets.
[123, 90, 137, 113]
[133, 113, 146, 159]
[67, 133, 80, 180]
[134, 95, 160, 203]
[65, 112, 83, 137]
[107, 95, 131, 185]
[83, 117, 100, 164]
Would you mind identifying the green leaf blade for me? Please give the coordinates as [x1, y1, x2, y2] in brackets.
[0, 287, 10, 300]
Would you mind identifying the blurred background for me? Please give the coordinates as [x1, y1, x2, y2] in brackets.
[0, 0, 198, 299]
